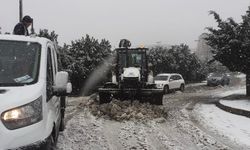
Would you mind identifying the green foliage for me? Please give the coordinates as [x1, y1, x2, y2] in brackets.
[206, 7, 250, 74]
[38, 29, 58, 43]
[64, 34, 112, 94]
[148, 44, 202, 82]
[38, 30, 112, 95]
[206, 7, 250, 95]
[198, 60, 229, 78]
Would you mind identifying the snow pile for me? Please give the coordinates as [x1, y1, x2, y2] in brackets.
[195, 103, 250, 148]
[185, 84, 222, 93]
[220, 100, 250, 111]
[216, 87, 245, 97]
[83, 99, 168, 122]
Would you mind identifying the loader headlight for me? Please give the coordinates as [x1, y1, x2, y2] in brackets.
[1, 96, 42, 130]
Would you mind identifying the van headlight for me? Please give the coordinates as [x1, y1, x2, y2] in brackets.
[1, 96, 42, 130]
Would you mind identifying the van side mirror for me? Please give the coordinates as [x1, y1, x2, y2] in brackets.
[53, 71, 72, 96]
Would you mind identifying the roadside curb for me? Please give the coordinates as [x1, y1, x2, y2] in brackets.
[215, 101, 250, 118]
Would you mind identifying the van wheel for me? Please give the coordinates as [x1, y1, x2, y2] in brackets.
[59, 96, 66, 131]
[45, 134, 56, 150]
[59, 117, 65, 131]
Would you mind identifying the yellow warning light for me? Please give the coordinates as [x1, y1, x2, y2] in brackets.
[140, 44, 144, 48]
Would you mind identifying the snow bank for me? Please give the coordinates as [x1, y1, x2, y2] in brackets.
[195, 104, 250, 148]
[83, 99, 168, 122]
[220, 100, 250, 112]
[216, 87, 245, 97]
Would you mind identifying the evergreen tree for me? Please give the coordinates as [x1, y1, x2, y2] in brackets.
[66, 34, 112, 94]
[206, 7, 250, 95]
[38, 29, 58, 43]
[148, 44, 202, 82]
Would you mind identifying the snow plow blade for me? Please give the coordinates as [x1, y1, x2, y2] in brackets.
[98, 88, 164, 105]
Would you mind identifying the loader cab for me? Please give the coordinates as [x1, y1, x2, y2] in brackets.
[116, 48, 148, 82]
[0, 35, 72, 149]
[99, 42, 163, 105]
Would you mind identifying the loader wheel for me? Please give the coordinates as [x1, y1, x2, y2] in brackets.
[156, 94, 163, 105]
[151, 94, 163, 105]
[99, 92, 112, 104]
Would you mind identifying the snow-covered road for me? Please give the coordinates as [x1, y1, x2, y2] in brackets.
[56, 84, 248, 150]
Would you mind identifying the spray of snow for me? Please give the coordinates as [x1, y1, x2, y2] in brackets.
[81, 55, 115, 96]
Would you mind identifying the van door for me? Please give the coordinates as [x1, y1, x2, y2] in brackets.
[46, 44, 61, 133]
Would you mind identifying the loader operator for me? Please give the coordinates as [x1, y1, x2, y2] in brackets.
[13, 15, 33, 36]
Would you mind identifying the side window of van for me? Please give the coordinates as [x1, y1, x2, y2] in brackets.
[47, 47, 54, 100]
[50, 46, 57, 76]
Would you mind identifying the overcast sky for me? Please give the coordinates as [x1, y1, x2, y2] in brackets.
[0, 0, 249, 49]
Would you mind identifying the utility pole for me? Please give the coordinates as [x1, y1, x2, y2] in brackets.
[19, 0, 35, 34]
[19, 0, 23, 22]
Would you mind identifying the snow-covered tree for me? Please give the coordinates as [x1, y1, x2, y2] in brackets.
[206, 7, 250, 95]
[66, 34, 112, 94]
[148, 44, 202, 82]
[38, 29, 58, 43]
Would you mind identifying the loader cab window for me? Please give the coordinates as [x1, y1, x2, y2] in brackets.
[128, 53, 142, 67]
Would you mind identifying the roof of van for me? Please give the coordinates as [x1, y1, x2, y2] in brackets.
[0, 34, 51, 45]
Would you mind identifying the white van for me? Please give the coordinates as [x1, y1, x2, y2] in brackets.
[0, 35, 72, 149]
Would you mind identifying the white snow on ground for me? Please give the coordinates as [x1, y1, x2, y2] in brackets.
[215, 87, 245, 97]
[220, 100, 250, 112]
[217, 87, 250, 111]
[195, 103, 250, 148]
[235, 73, 246, 79]
[185, 82, 206, 87]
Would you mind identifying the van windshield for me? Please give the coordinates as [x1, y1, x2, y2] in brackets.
[0, 40, 41, 86]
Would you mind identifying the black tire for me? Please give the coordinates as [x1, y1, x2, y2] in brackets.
[59, 117, 65, 131]
[59, 97, 66, 131]
[163, 85, 169, 94]
[99, 92, 112, 104]
[44, 134, 56, 150]
[155, 94, 163, 105]
[221, 80, 225, 86]
[150, 94, 163, 105]
[180, 84, 185, 92]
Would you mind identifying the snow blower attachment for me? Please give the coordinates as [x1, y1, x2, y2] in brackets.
[98, 40, 163, 105]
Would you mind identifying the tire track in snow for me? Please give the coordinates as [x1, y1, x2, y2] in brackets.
[57, 110, 110, 150]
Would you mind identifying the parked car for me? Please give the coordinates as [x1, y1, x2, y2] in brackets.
[207, 72, 230, 86]
[0, 35, 72, 150]
[154, 73, 185, 94]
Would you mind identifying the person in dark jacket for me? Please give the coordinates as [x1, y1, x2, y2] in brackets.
[13, 15, 33, 36]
